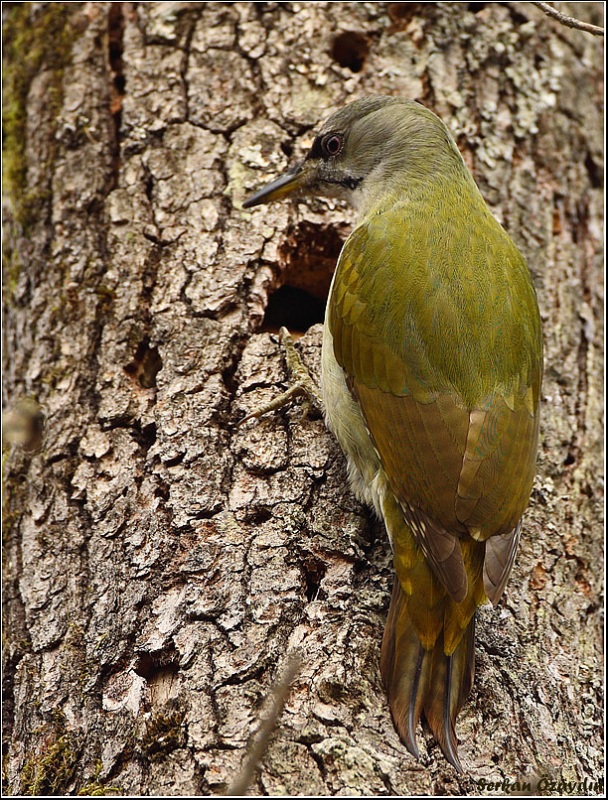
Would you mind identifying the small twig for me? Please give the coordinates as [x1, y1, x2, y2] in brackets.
[224, 653, 302, 797]
[530, 2, 604, 36]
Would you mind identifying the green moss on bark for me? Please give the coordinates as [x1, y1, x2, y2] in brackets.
[20, 733, 76, 796]
[2, 3, 80, 229]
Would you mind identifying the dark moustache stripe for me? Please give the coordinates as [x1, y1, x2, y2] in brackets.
[323, 175, 364, 190]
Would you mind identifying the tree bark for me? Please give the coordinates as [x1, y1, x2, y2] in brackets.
[3, 2, 603, 796]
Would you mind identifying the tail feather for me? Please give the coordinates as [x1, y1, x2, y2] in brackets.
[380, 581, 428, 758]
[423, 619, 475, 772]
[381, 579, 476, 772]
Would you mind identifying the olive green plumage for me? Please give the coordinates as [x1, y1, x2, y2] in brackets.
[243, 96, 542, 771]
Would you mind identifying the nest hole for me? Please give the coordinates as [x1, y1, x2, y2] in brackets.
[260, 222, 346, 335]
[331, 31, 370, 73]
[262, 286, 325, 333]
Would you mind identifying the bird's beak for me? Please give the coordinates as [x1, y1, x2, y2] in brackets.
[242, 161, 306, 208]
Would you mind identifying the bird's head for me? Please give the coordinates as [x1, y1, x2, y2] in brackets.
[243, 96, 468, 214]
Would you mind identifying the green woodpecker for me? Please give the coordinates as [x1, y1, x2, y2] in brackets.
[243, 96, 542, 771]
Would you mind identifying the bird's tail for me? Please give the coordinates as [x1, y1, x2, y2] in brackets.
[380, 579, 476, 772]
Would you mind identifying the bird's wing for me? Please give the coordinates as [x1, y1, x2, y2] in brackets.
[329, 211, 542, 602]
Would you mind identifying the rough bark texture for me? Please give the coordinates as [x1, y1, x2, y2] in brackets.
[2, 2, 603, 796]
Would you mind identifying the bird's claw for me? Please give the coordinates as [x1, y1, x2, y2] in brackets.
[239, 327, 324, 424]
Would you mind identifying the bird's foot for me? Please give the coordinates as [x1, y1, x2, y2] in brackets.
[240, 327, 324, 424]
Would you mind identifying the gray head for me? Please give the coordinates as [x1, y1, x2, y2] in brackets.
[243, 96, 467, 213]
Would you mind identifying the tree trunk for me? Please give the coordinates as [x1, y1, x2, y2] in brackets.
[3, 2, 603, 795]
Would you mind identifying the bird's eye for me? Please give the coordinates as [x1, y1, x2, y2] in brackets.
[321, 133, 343, 158]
